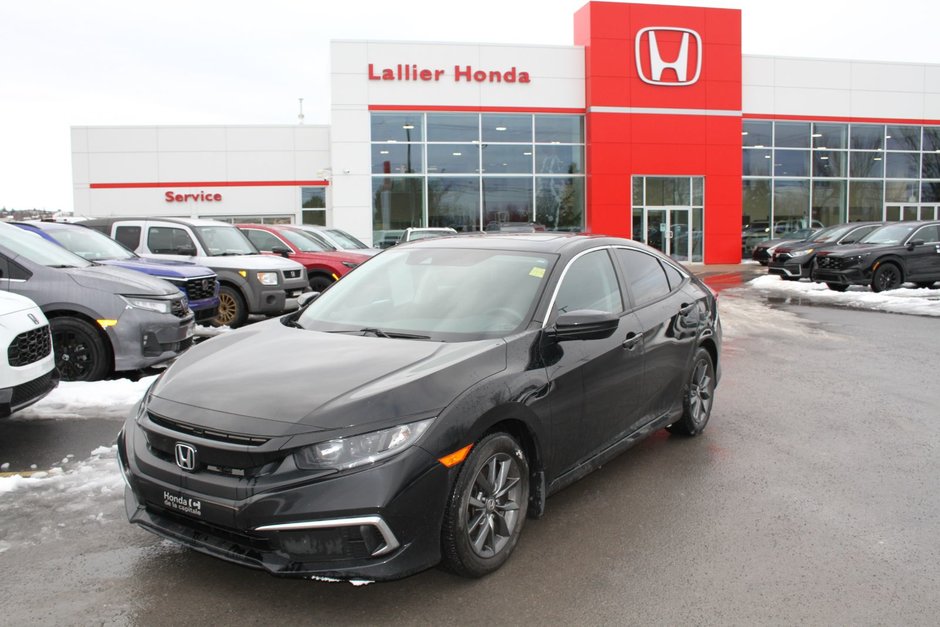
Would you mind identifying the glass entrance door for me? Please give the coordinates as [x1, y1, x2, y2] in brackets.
[644, 207, 692, 261]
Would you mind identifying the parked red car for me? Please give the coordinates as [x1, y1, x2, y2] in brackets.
[236, 224, 371, 292]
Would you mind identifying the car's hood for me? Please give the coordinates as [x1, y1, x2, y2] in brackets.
[147, 321, 508, 436]
[757, 236, 805, 249]
[184, 254, 306, 271]
[816, 243, 893, 258]
[66, 265, 179, 296]
[97, 258, 215, 279]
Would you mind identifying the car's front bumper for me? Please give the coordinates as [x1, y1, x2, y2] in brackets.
[811, 266, 869, 286]
[768, 257, 812, 279]
[118, 422, 452, 581]
[0, 368, 59, 417]
[110, 308, 195, 372]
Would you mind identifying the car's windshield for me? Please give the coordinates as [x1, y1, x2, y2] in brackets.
[279, 228, 329, 253]
[325, 229, 369, 250]
[297, 247, 556, 340]
[859, 224, 917, 245]
[48, 226, 136, 261]
[192, 226, 257, 256]
[407, 229, 456, 242]
[812, 225, 855, 243]
[0, 225, 92, 268]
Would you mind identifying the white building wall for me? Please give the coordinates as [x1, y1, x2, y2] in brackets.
[743, 55, 940, 120]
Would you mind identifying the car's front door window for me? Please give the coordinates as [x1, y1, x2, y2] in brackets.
[553, 249, 623, 317]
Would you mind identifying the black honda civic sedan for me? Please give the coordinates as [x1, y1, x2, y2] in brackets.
[117, 233, 721, 581]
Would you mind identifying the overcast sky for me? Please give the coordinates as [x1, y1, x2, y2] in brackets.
[2, 0, 938, 211]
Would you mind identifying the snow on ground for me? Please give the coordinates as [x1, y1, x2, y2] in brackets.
[12, 374, 157, 421]
[749, 275, 940, 317]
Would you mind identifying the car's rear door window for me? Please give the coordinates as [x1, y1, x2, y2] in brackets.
[114, 226, 141, 250]
[148, 227, 196, 254]
[614, 249, 671, 308]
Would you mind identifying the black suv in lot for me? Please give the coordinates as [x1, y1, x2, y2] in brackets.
[812, 221, 940, 292]
[769, 222, 883, 281]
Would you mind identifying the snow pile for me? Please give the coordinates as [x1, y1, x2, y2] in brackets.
[750, 275, 940, 317]
[12, 375, 158, 421]
[0, 445, 121, 496]
[717, 288, 819, 341]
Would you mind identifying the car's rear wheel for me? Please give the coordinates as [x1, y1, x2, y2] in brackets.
[213, 285, 247, 327]
[667, 347, 715, 437]
[871, 263, 902, 292]
[441, 433, 529, 578]
[51, 317, 110, 382]
[826, 283, 849, 292]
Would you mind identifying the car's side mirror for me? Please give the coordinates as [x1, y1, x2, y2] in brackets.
[271, 246, 291, 258]
[175, 245, 197, 256]
[908, 239, 925, 250]
[548, 310, 620, 342]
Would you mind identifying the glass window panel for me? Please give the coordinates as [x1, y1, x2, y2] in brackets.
[536, 145, 583, 174]
[427, 144, 479, 174]
[427, 113, 479, 142]
[923, 127, 940, 152]
[851, 124, 884, 150]
[885, 181, 919, 203]
[301, 210, 326, 226]
[885, 125, 921, 151]
[481, 114, 532, 143]
[850, 151, 884, 178]
[371, 144, 423, 174]
[775, 122, 810, 148]
[482, 177, 534, 226]
[482, 144, 533, 174]
[912, 225, 940, 243]
[427, 177, 480, 231]
[535, 115, 583, 143]
[692, 177, 703, 206]
[371, 113, 423, 142]
[536, 178, 584, 232]
[812, 123, 847, 149]
[645, 177, 690, 206]
[812, 180, 846, 225]
[302, 188, 326, 209]
[632, 208, 644, 240]
[885, 152, 920, 178]
[632, 177, 643, 206]
[772, 180, 811, 234]
[774, 150, 810, 177]
[743, 148, 772, 176]
[692, 207, 703, 262]
[922, 181, 940, 203]
[372, 176, 425, 244]
[742, 179, 771, 255]
[813, 151, 846, 177]
[848, 180, 883, 221]
[743, 120, 772, 147]
[921, 152, 940, 179]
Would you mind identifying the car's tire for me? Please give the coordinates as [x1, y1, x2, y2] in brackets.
[441, 432, 529, 578]
[308, 274, 333, 293]
[871, 263, 902, 293]
[50, 317, 110, 382]
[667, 347, 715, 437]
[915, 281, 936, 289]
[213, 285, 247, 328]
[826, 283, 849, 292]
[781, 275, 799, 281]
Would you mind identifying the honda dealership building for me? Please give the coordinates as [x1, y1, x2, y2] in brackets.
[71, 1, 940, 264]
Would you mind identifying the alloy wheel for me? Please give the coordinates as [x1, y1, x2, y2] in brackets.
[465, 452, 523, 558]
[54, 331, 92, 380]
[687, 358, 714, 426]
[216, 292, 237, 326]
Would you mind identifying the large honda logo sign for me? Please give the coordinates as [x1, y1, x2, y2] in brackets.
[635, 27, 702, 86]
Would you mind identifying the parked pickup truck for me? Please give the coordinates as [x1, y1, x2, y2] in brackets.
[82, 217, 308, 327]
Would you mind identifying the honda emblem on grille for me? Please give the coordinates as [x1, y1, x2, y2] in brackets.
[635, 27, 702, 86]
[175, 443, 198, 471]
[28, 313, 40, 325]
[201, 279, 210, 292]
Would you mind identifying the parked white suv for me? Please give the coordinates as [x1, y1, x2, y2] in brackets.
[82, 218, 309, 327]
[0, 292, 57, 417]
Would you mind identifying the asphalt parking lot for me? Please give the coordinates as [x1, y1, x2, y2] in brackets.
[1, 269, 939, 625]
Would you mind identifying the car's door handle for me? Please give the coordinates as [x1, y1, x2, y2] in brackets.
[622, 332, 642, 350]
[679, 303, 695, 316]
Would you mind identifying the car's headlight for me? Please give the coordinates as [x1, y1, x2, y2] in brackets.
[121, 296, 172, 314]
[256, 272, 278, 286]
[842, 254, 867, 266]
[294, 418, 434, 471]
[791, 248, 813, 257]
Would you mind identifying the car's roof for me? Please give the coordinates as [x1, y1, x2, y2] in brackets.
[83, 216, 230, 227]
[398, 232, 642, 255]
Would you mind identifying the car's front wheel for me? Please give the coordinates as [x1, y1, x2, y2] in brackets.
[213, 285, 247, 327]
[826, 283, 849, 292]
[51, 317, 110, 382]
[668, 347, 715, 436]
[871, 263, 902, 292]
[441, 433, 529, 578]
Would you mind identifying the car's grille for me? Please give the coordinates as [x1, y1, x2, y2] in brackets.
[146, 503, 275, 554]
[170, 299, 189, 319]
[168, 276, 217, 301]
[283, 269, 302, 280]
[11, 371, 56, 407]
[816, 255, 843, 270]
[148, 413, 269, 446]
[7, 325, 52, 367]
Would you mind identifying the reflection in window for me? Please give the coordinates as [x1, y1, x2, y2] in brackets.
[428, 177, 480, 231]
[302, 187, 326, 208]
[483, 177, 533, 225]
[885, 152, 920, 179]
[813, 151, 845, 177]
[812, 181, 846, 225]
[482, 144, 533, 174]
[850, 151, 884, 178]
[555, 250, 622, 315]
[427, 144, 479, 174]
[885, 181, 919, 203]
[743, 120, 772, 147]
[886, 125, 921, 151]
[743, 148, 772, 176]
[536, 178, 584, 232]
[775, 122, 810, 148]
[371, 113, 423, 143]
[371, 144, 423, 174]
[812, 123, 847, 149]
[535, 116, 583, 143]
[849, 181, 883, 221]
[774, 150, 809, 177]
[372, 177, 424, 237]
[482, 114, 532, 143]
[851, 125, 884, 150]
[614, 249, 669, 308]
[427, 113, 478, 142]
[645, 177, 691, 205]
[536, 145, 583, 174]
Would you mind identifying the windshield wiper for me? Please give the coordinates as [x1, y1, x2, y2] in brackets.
[328, 328, 431, 340]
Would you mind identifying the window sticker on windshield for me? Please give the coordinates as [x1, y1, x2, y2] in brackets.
[529, 267, 545, 278]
